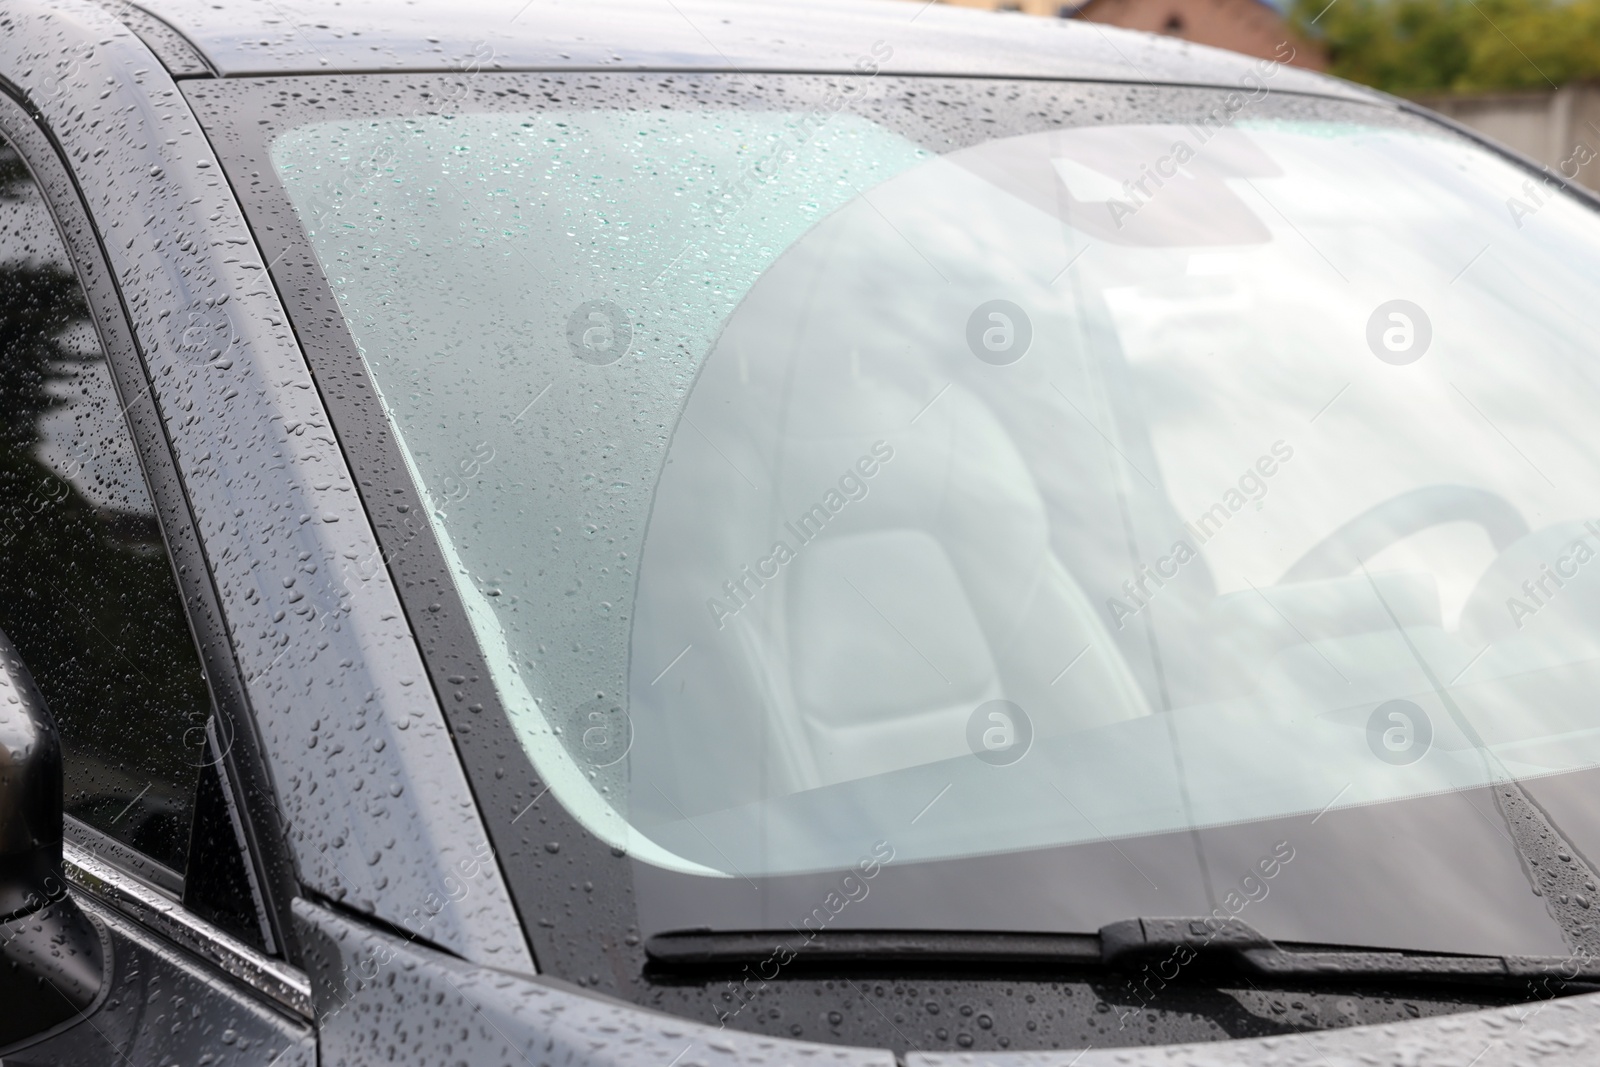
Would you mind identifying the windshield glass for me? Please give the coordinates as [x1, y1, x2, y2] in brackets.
[247, 73, 1600, 963]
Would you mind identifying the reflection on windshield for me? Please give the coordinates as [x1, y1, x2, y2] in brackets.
[631, 118, 1600, 882]
[274, 89, 1600, 956]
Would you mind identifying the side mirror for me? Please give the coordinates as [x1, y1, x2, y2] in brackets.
[0, 628, 105, 1046]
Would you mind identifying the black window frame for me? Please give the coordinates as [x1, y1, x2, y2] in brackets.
[0, 80, 298, 964]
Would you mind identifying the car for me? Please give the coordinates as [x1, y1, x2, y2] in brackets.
[4, 0, 1600, 1062]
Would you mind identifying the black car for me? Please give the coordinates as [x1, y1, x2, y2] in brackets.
[5, 0, 1600, 1063]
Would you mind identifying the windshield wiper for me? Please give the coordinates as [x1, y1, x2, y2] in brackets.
[647, 918, 1600, 988]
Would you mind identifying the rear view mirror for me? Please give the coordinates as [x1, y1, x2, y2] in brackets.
[0, 628, 105, 1047]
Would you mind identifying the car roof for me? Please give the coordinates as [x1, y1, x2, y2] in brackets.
[131, 0, 1374, 100]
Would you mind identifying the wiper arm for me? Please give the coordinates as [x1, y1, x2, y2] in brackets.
[647, 919, 1600, 988]
[1103, 917, 1600, 985]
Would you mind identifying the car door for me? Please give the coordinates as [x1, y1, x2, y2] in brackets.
[0, 87, 314, 1064]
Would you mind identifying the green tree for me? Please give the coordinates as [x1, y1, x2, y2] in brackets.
[1291, 0, 1600, 94]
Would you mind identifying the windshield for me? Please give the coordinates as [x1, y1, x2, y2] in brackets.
[225, 72, 1600, 966]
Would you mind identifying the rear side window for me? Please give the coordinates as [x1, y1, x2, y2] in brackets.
[0, 135, 212, 873]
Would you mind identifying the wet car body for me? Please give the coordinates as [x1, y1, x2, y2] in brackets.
[1, 0, 1599, 1063]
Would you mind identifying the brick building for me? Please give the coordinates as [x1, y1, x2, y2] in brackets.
[911, 0, 1327, 70]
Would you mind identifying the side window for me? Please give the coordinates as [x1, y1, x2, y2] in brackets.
[0, 133, 212, 874]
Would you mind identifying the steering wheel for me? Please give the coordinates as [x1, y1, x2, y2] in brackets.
[1280, 485, 1529, 584]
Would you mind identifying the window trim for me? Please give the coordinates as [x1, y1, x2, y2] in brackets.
[64, 840, 312, 1020]
[65, 815, 182, 900]
[0, 83, 298, 965]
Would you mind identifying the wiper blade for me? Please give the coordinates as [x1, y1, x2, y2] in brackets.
[647, 929, 1101, 969]
[646, 920, 1600, 987]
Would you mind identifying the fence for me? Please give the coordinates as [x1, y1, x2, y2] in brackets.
[1413, 85, 1600, 190]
